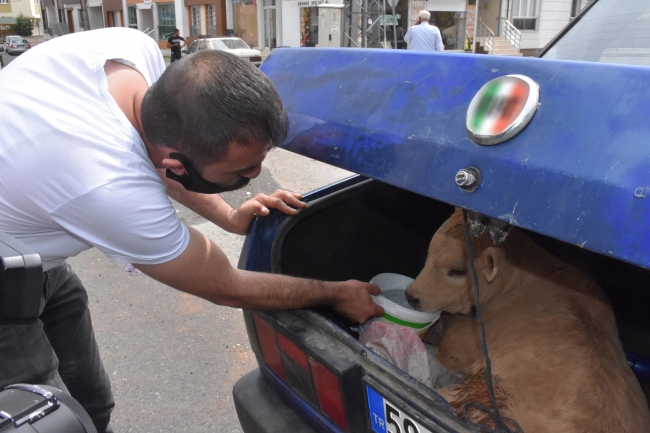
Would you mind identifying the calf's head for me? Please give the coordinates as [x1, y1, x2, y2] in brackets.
[405, 209, 510, 314]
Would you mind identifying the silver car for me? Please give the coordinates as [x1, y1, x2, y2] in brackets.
[6, 36, 30, 56]
[185, 37, 263, 67]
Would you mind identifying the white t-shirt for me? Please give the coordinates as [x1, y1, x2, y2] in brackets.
[404, 23, 444, 52]
[0, 28, 190, 271]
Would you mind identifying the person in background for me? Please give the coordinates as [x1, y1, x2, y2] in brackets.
[404, 10, 444, 52]
[167, 29, 185, 63]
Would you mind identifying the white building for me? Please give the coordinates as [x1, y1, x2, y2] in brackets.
[475, 0, 592, 55]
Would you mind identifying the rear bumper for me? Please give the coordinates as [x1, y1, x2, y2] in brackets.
[233, 369, 316, 433]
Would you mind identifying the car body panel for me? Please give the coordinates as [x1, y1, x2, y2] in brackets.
[260, 47, 650, 270]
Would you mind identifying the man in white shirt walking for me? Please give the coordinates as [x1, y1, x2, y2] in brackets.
[404, 10, 444, 52]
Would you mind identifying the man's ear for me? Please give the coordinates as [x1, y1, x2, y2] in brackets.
[482, 247, 502, 283]
[162, 158, 187, 176]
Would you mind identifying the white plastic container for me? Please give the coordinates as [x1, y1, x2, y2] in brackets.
[370, 273, 441, 338]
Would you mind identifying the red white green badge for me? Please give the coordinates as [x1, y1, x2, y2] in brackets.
[466, 74, 540, 146]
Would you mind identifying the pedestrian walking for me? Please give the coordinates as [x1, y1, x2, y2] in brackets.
[404, 10, 444, 52]
[167, 29, 185, 63]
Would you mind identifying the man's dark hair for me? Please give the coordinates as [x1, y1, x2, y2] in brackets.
[141, 50, 288, 169]
[173, 28, 179, 32]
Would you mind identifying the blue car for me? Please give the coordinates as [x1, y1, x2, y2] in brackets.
[233, 0, 650, 431]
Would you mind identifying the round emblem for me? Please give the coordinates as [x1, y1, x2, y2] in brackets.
[466, 74, 540, 146]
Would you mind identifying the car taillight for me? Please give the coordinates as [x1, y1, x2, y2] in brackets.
[10, 44, 15, 48]
[253, 314, 285, 379]
[253, 313, 350, 431]
[310, 357, 349, 430]
[28, 44, 31, 48]
[249, 56, 262, 62]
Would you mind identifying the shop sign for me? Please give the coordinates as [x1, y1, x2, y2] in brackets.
[410, 0, 425, 25]
[285, 0, 327, 7]
[379, 14, 401, 25]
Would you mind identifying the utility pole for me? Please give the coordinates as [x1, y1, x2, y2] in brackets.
[80, 0, 90, 30]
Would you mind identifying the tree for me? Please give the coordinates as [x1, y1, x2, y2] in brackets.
[14, 13, 34, 37]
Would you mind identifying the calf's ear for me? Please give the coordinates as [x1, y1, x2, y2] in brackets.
[481, 247, 502, 283]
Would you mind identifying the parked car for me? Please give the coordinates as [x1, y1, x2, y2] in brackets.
[2, 35, 19, 50]
[5, 36, 30, 56]
[184, 37, 262, 66]
[232, 0, 650, 432]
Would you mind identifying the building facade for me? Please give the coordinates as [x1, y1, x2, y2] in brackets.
[0, 0, 44, 37]
[14, 0, 591, 53]
[475, 0, 591, 54]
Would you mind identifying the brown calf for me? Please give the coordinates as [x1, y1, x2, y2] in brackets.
[405, 209, 650, 432]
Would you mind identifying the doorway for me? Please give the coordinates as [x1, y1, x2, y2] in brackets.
[66, 9, 74, 33]
[139, 8, 155, 36]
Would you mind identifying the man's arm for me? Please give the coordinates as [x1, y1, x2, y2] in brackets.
[161, 169, 306, 234]
[404, 27, 412, 45]
[436, 29, 444, 52]
[136, 227, 384, 323]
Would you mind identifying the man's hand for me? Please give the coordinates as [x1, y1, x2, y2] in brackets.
[330, 280, 384, 323]
[229, 190, 307, 235]
[136, 228, 384, 323]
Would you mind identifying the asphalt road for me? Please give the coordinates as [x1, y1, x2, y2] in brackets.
[69, 148, 352, 432]
[0, 50, 19, 69]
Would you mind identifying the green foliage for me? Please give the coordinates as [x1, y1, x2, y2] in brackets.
[14, 13, 34, 37]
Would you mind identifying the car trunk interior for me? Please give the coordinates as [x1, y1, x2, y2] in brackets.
[271, 178, 650, 406]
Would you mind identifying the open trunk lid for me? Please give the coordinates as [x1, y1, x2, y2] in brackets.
[261, 48, 650, 270]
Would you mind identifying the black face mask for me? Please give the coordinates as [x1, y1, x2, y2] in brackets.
[165, 152, 250, 194]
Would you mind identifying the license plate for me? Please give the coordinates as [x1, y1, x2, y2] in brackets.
[367, 385, 434, 433]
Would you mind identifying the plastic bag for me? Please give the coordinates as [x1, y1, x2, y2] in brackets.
[359, 319, 461, 389]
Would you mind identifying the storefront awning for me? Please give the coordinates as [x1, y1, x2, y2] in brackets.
[0, 17, 17, 25]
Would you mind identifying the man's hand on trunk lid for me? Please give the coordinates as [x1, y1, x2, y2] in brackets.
[229, 190, 307, 235]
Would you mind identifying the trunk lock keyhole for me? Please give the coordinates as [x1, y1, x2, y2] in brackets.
[455, 167, 482, 193]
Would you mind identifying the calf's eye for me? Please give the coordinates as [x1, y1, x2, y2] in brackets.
[448, 268, 468, 277]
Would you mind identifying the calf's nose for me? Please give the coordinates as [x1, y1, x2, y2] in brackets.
[405, 287, 420, 309]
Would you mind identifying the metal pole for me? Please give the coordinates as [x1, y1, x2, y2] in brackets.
[391, 1, 396, 48]
[362, 0, 367, 47]
[80, 0, 90, 30]
[472, 0, 479, 53]
[382, 0, 386, 47]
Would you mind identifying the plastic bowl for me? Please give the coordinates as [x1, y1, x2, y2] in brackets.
[370, 273, 441, 338]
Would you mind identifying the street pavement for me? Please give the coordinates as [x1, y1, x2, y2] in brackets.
[0, 50, 18, 69]
[69, 148, 352, 432]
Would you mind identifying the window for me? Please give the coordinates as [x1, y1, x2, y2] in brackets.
[207, 4, 216, 36]
[157, 3, 176, 40]
[233, 0, 258, 48]
[0, 0, 8, 4]
[215, 38, 249, 49]
[511, 0, 537, 31]
[128, 5, 137, 29]
[198, 40, 207, 50]
[189, 5, 200, 36]
[188, 40, 198, 53]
